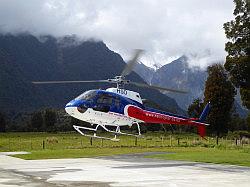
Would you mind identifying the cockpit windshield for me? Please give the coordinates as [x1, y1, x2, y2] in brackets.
[75, 90, 97, 101]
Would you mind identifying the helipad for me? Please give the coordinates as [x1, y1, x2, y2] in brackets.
[0, 152, 249, 186]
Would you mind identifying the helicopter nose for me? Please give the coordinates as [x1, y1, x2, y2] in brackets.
[65, 100, 88, 114]
[65, 106, 75, 116]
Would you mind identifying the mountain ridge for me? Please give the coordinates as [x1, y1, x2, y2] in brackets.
[0, 33, 185, 115]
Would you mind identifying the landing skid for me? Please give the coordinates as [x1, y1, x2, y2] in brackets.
[73, 123, 141, 141]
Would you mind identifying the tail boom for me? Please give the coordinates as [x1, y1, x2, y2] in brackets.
[126, 102, 211, 137]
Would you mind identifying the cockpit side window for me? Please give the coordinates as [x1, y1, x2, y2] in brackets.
[114, 97, 121, 108]
[93, 93, 113, 113]
[75, 90, 96, 101]
[97, 94, 112, 105]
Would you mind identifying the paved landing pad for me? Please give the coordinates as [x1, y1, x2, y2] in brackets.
[0, 152, 250, 187]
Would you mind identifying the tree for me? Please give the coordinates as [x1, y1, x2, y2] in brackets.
[188, 98, 204, 118]
[0, 112, 6, 132]
[30, 111, 43, 131]
[224, 0, 250, 109]
[204, 64, 236, 136]
[187, 98, 204, 133]
[44, 109, 57, 132]
[246, 113, 250, 131]
[228, 112, 247, 131]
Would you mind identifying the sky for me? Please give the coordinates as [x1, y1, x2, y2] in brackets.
[0, 0, 235, 69]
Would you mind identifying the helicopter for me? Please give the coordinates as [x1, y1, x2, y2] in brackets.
[33, 49, 210, 141]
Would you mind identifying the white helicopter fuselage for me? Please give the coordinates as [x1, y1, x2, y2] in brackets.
[65, 88, 143, 127]
[65, 106, 142, 127]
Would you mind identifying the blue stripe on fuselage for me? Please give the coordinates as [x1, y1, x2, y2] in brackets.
[66, 89, 188, 120]
[96, 90, 144, 114]
[67, 89, 144, 115]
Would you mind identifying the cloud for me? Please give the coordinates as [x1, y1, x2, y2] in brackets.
[0, 0, 234, 68]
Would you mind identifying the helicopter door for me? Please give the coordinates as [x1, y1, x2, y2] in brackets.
[109, 97, 122, 113]
[94, 94, 112, 113]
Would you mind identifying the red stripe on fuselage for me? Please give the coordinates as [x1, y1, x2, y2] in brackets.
[127, 105, 204, 126]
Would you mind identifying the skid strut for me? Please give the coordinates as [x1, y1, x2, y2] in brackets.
[73, 123, 142, 141]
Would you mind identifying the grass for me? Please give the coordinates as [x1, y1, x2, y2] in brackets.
[146, 147, 250, 167]
[13, 147, 250, 167]
[0, 132, 205, 151]
[13, 147, 171, 160]
[1, 132, 250, 167]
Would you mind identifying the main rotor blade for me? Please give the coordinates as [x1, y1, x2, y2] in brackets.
[32, 80, 110, 84]
[130, 81, 188, 94]
[121, 49, 144, 77]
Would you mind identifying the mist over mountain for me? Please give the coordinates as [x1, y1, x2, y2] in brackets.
[0, 33, 184, 114]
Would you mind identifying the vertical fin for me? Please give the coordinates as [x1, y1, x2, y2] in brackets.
[199, 102, 210, 122]
[197, 102, 210, 138]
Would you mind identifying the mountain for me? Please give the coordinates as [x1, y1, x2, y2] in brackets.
[134, 55, 248, 117]
[134, 61, 155, 84]
[0, 34, 185, 115]
[151, 56, 207, 109]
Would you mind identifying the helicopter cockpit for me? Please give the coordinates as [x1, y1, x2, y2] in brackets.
[68, 90, 97, 113]
[74, 90, 120, 113]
